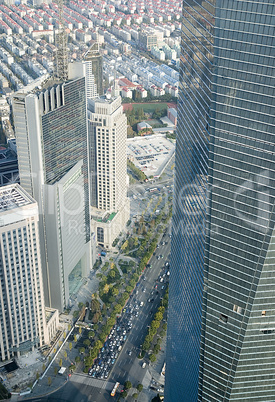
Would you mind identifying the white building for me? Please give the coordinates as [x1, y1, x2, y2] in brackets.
[68, 42, 103, 100]
[0, 184, 48, 360]
[87, 95, 130, 249]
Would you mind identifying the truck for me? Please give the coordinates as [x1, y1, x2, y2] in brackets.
[58, 367, 66, 375]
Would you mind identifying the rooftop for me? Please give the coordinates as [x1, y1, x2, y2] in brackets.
[0, 184, 35, 213]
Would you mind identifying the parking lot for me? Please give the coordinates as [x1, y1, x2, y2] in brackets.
[127, 134, 175, 178]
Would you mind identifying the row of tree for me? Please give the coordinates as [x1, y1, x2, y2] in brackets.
[127, 159, 147, 182]
[141, 289, 169, 362]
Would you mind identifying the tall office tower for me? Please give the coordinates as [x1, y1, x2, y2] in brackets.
[12, 77, 91, 311]
[68, 42, 103, 101]
[87, 95, 130, 248]
[0, 184, 48, 361]
[165, 1, 275, 401]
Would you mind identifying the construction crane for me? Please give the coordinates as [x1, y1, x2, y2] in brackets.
[55, 0, 68, 82]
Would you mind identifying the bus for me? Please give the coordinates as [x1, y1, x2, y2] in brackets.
[149, 187, 158, 193]
[111, 382, 120, 397]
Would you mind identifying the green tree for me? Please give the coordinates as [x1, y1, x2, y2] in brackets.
[36, 372, 40, 381]
[121, 390, 128, 398]
[69, 342, 73, 351]
[149, 354, 156, 362]
[153, 344, 160, 354]
[133, 393, 138, 399]
[79, 347, 85, 354]
[54, 366, 58, 376]
[79, 327, 82, 334]
[136, 383, 143, 392]
[74, 334, 77, 343]
[84, 339, 91, 347]
[124, 380, 132, 390]
[70, 364, 76, 372]
[88, 330, 95, 338]
[64, 350, 67, 359]
[59, 358, 62, 367]
[75, 356, 81, 363]
[48, 377, 52, 386]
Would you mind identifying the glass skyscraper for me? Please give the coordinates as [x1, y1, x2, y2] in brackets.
[13, 77, 91, 311]
[166, 1, 275, 401]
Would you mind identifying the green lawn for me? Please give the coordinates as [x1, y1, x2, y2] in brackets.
[131, 103, 169, 113]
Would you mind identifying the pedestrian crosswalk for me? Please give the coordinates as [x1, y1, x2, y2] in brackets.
[70, 373, 113, 391]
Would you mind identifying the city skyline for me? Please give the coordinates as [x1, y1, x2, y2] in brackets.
[166, 1, 275, 401]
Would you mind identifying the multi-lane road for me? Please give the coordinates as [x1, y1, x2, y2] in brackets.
[24, 233, 171, 402]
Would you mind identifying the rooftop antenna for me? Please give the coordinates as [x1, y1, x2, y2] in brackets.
[55, 0, 68, 82]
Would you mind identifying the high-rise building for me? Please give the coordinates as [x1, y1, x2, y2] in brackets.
[68, 41, 103, 100]
[166, 1, 275, 401]
[12, 77, 91, 311]
[87, 95, 130, 248]
[0, 184, 47, 361]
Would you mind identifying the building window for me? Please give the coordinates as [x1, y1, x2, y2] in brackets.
[219, 314, 228, 324]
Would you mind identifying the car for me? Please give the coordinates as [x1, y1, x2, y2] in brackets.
[160, 278, 164, 283]
[128, 350, 132, 356]
[143, 277, 146, 281]
[135, 311, 139, 317]
[146, 264, 152, 268]
[142, 362, 147, 369]
[155, 285, 158, 289]
[160, 255, 163, 258]
[143, 288, 146, 292]
[161, 285, 165, 289]
[157, 255, 161, 260]
[140, 301, 144, 307]
[165, 262, 169, 267]
[162, 241, 165, 245]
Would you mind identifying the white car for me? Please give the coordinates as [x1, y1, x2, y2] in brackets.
[142, 362, 146, 369]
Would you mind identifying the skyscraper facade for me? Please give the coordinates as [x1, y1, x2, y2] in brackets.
[68, 41, 103, 101]
[87, 95, 130, 248]
[166, 1, 275, 401]
[12, 77, 91, 310]
[0, 184, 47, 361]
